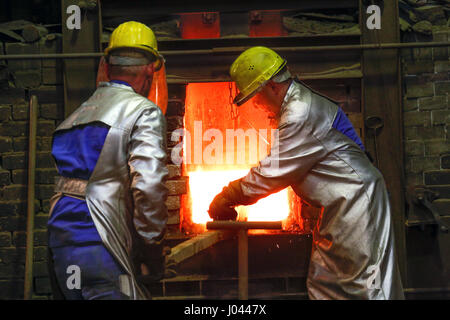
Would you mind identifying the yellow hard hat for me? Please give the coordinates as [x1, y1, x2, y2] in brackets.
[105, 21, 164, 70]
[230, 46, 286, 106]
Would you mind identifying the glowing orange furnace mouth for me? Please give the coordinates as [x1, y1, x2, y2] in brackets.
[181, 83, 292, 227]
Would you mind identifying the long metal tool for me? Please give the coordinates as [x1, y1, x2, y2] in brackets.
[24, 95, 38, 300]
[207, 220, 282, 300]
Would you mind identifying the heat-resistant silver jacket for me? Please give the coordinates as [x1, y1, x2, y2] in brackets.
[51, 82, 168, 299]
[240, 80, 404, 299]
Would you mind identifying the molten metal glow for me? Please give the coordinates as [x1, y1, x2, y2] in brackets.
[188, 169, 290, 224]
[183, 82, 292, 228]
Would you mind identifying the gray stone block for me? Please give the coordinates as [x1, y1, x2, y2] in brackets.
[431, 109, 450, 125]
[404, 98, 419, 112]
[435, 81, 450, 96]
[410, 156, 440, 173]
[405, 140, 425, 156]
[425, 139, 450, 156]
[12, 70, 41, 89]
[5, 42, 40, 71]
[406, 83, 434, 98]
[403, 111, 431, 127]
[424, 170, 450, 185]
[419, 96, 447, 111]
[0, 105, 11, 122]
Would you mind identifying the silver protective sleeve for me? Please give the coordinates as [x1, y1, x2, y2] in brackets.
[128, 108, 169, 247]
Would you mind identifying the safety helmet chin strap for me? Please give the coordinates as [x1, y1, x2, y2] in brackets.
[108, 55, 152, 66]
[271, 69, 292, 83]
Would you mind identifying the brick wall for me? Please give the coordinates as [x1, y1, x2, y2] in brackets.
[165, 84, 187, 238]
[0, 33, 63, 299]
[402, 26, 450, 212]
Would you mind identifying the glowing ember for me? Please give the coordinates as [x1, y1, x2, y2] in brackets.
[188, 169, 290, 224]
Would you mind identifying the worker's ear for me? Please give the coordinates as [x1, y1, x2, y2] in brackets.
[266, 80, 278, 94]
[105, 62, 111, 80]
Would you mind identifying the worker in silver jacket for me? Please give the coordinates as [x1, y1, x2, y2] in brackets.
[209, 46, 404, 300]
[47, 21, 168, 299]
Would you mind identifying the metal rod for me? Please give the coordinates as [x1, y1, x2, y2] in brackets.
[206, 220, 282, 300]
[24, 95, 38, 300]
[238, 229, 248, 300]
[0, 41, 448, 60]
[206, 221, 282, 230]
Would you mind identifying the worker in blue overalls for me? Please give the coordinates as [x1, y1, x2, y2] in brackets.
[47, 21, 168, 300]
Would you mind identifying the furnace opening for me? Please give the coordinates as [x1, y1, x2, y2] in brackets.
[178, 82, 302, 233]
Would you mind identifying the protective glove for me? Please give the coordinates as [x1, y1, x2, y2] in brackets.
[208, 179, 257, 220]
[133, 233, 168, 282]
[208, 192, 238, 220]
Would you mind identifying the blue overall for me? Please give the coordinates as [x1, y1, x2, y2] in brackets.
[48, 81, 130, 300]
[332, 107, 365, 151]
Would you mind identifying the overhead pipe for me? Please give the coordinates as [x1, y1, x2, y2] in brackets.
[0, 41, 448, 60]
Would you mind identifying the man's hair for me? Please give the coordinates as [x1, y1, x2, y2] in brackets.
[107, 49, 155, 78]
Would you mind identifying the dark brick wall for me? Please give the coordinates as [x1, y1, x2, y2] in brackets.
[0, 34, 64, 299]
[402, 18, 450, 289]
[402, 27, 450, 205]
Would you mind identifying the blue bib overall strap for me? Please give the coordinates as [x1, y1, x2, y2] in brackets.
[332, 107, 365, 151]
[110, 79, 132, 87]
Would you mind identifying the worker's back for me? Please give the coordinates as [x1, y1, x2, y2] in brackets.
[48, 81, 168, 299]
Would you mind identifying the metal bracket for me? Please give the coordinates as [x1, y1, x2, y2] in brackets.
[406, 185, 449, 233]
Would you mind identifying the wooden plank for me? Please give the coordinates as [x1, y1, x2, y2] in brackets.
[360, 0, 407, 284]
[166, 230, 233, 265]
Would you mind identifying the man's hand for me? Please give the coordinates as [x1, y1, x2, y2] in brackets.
[208, 191, 238, 221]
[208, 179, 257, 221]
